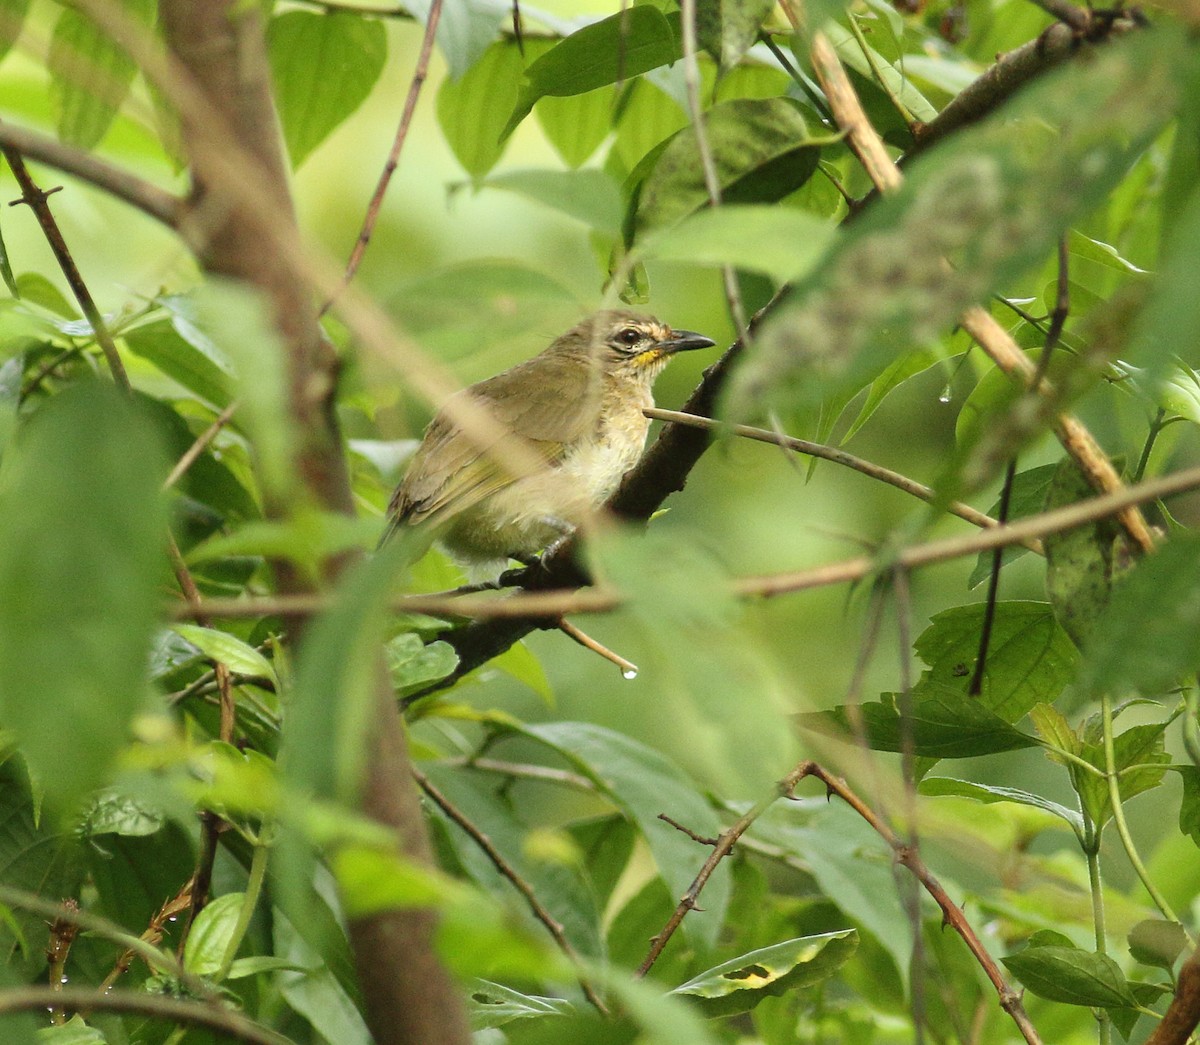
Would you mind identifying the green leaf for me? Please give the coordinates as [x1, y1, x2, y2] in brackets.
[696, 0, 775, 69]
[537, 87, 614, 168]
[172, 624, 277, 684]
[1044, 458, 1121, 650]
[0, 206, 16, 299]
[124, 318, 235, 409]
[267, 11, 387, 168]
[386, 632, 458, 697]
[639, 205, 836, 284]
[918, 777, 1083, 836]
[614, 78, 687, 171]
[391, 260, 579, 363]
[671, 930, 858, 1015]
[967, 464, 1058, 588]
[913, 601, 1079, 722]
[798, 683, 1038, 758]
[1073, 720, 1169, 829]
[0, 762, 84, 980]
[1179, 766, 1200, 848]
[79, 789, 164, 837]
[187, 283, 297, 501]
[48, 0, 153, 149]
[841, 346, 943, 447]
[503, 7, 679, 140]
[1127, 918, 1188, 971]
[1002, 942, 1138, 1007]
[226, 955, 309, 979]
[521, 721, 731, 949]
[0, 383, 167, 811]
[1078, 533, 1200, 698]
[437, 40, 526, 177]
[476, 169, 623, 235]
[467, 979, 574, 1030]
[36, 1015, 104, 1044]
[729, 29, 1192, 420]
[491, 640, 553, 706]
[183, 892, 243, 976]
[634, 98, 823, 234]
[409, 0, 507, 80]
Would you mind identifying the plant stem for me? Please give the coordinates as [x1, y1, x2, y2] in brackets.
[1100, 694, 1193, 939]
[1083, 813, 1111, 1045]
[216, 831, 271, 982]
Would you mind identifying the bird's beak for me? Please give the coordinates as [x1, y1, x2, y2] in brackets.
[659, 330, 716, 355]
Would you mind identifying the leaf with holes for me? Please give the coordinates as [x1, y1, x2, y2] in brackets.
[672, 931, 858, 1015]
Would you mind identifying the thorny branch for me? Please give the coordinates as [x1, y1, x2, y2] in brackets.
[413, 767, 609, 1014]
[638, 761, 1043, 1045]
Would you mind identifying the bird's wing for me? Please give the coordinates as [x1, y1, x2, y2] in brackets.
[387, 353, 599, 531]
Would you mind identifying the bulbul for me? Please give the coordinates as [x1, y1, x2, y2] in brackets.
[382, 309, 715, 571]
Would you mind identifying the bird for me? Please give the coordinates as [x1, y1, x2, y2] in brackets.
[382, 309, 715, 575]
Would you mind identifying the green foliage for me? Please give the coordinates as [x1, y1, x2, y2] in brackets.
[267, 11, 388, 168]
[5, 4, 1200, 1045]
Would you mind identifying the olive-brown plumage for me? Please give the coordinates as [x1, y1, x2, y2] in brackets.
[383, 309, 714, 570]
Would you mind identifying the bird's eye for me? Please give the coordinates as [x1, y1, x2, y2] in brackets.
[616, 327, 641, 347]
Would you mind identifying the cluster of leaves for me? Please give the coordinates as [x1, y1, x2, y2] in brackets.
[1, 0, 1200, 1044]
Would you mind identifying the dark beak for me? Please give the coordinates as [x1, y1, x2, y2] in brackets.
[660, 330, 716, 355]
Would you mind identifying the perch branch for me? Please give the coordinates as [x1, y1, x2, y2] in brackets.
[644, 408, 1036, 549]
[1145, 946, 1200, 1045]
[168, 457, 1200, 626]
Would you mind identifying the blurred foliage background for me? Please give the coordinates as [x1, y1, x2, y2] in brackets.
[1, 0, 1200, 1043]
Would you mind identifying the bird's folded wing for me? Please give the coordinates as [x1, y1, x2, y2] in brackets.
[387, 353, 600, 531]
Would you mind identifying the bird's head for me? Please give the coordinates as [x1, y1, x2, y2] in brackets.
[562, 310, 716, 381]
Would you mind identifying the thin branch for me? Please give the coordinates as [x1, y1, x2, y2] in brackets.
[99, 882, 195, 993]
[0, 120, 180, 228]
[163, 402, 239, 490]
[969, 458, 1017, 696]
[321, 0, 444, 316]
[0, 986, 293, 1045]
[794, 763, 1043, 1045]
[0, 885, 213, 1000]
[170, 461, 1200, 624]
[2, 143, 131, 392]
[557, 617, 638, 678]
[412, 767, 609, 1015]
[644, 408, 1037, 549]
[636, 761, 815, 976]
[46, 900, 80, 1025]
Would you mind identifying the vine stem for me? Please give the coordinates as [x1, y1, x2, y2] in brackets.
[1100, 694, 1193, 941]
[216, 831, 272, 982]
[1082, 810, 1111, 1045]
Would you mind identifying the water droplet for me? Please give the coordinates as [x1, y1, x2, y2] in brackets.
[59, 976, 68, 985]
[167, 915, 177, 922]
[938, 385, 952, 404]
[622, 667, 639, 681]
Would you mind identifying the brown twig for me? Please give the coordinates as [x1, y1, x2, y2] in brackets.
[320, 0, 444, 316]
[163, 401, 239, 490]
[792, 763, 1044, 1045]
[46, 899, 80, 1024]
[658, 813, 719, 847]
[644, 408, 1038, 549]
[1145, 946, 1200, 1045]
[636, 760, 817, 976]
[2, 144, 131, 392]
[170, 461, 1200, 624]
[0, 121, 180, 228]
[412, 767, 609, 1014]
[100, 881, 194, 993]
[1027, 0, 1091, 32]
[556, 617, 638, 677]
